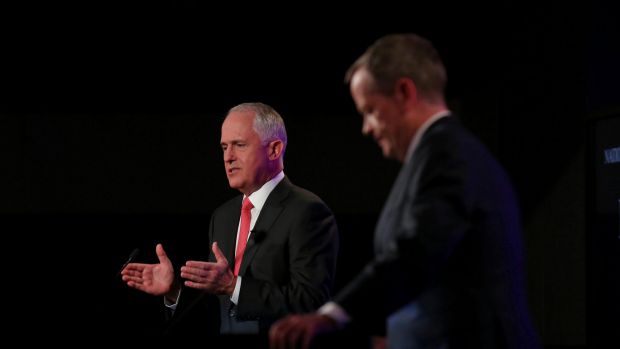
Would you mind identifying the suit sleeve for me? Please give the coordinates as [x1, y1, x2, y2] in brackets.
[236, 200, 339, 320]
[335, 138, 474, 322]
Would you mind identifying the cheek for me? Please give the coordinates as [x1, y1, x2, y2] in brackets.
[243, 155, 261, 173]
[380, 113, 399, 137]
[375, 119, 391, 136]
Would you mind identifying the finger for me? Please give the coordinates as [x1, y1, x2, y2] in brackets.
[212, 242, 228, 265]
[181, 270, 201, 283]
[184, 260, 212, 269]
[181, 267, 214, 282]
[270, 317, 296, 349]
[121, 269, 145, 277]
[121, 263, 148, 272]
[155, 243, 171, 264]
[122, 275, 144, 284]
[180, 268, 201, 281]
[184, 280, 209, 291]
[269, 320, 284, 349]
[128, 281, 149, 292]
[181, 264, 200, 279]
[288, 317, 305, 349]
[301, 329, 313, 349]
[269, 329, 281, 349]
[124, 275, 145, 286]
[184, 262, 221, 279]
[182, 263, 215, 274]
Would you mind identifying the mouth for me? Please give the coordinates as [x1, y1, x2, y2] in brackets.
[227, 168, 240, 175]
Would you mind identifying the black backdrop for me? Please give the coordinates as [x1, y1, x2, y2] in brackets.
[2, 2, 617, 347]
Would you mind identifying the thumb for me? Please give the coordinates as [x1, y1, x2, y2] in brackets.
[155, 243, 171, 264]
[212, 242, 228, 265]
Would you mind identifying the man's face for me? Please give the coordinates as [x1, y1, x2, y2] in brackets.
[350, 67, 405, 161]
[220, 111, 270, 195]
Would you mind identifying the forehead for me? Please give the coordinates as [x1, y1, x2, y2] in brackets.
[351, 67, 376, 91]
[350, 68, 375, 102]
[221, 111, 258, 141]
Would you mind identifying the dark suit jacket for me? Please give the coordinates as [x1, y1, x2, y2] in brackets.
[335, 116, 540, 348]
[166, 177, 339, 336]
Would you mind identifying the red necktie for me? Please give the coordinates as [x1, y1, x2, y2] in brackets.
[234, 197, 254, 276]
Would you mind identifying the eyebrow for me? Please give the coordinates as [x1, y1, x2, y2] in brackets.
[221, 139, 246, 146]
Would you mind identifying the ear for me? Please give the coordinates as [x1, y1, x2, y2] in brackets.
[394, 77, 418, 107]
[267, 140, 284, 160]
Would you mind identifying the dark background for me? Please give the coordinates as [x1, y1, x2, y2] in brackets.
[2, 1, 618, 347]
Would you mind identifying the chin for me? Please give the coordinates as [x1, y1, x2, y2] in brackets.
[227, 179, 240, 190]
[381, 146, 392, 158]
[383, 149, 399, 161]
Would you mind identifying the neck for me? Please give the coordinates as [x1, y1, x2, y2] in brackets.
[243, 168, 282, 197]
[397, 101, 448, 162]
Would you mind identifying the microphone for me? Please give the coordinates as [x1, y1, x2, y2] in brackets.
[116, 248, 140, 277]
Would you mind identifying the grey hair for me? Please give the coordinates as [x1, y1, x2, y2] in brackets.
[228, 102, 288, 150]
[345, 33, 447, 102]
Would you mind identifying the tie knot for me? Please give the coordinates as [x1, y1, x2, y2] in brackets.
[242, 197, 254, 211]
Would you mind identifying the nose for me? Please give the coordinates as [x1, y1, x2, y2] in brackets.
[223, 147, 235, 163]
[362, 117, 374, 137]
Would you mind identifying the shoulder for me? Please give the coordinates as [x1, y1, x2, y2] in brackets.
[420, 116, 489, 159]
[288, 181, 328, 204]
[278, 179, 334, 214]
[423, 116, 470, 146]
[212, 194, 242, 215]
[419, 115, 515, 190]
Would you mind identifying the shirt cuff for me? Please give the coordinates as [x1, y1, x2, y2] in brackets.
[318, 301, 351, 328]
[163, 288, 181, 311]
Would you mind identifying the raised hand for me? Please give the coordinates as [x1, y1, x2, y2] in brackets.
[121, 243, 175, 296]
[180, 242, 236, 295]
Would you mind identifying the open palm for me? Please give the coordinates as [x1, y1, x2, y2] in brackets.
[121, 243, 175, 296]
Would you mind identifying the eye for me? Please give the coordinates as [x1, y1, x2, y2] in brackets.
[360, 107, 373, 118]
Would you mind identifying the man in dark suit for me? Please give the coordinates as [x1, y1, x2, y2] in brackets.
[270, 34, 541, 349]
[121, 102, 339, 337]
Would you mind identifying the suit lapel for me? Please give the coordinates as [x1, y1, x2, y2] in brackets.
[238, 177, 291, 275]
[215, 197, 243, 266]
[375, 158, 412, 253]
[374, 117, 453, 253]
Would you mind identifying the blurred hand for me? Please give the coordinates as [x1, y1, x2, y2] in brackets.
[121, 243, 175, 296]
[269, 314, 338, 349]
[181, 242, 236, 295]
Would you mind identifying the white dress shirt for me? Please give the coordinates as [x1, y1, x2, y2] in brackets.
[166, 171, 285, 309]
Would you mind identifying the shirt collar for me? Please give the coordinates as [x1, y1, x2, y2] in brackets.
[245, 171, 285, 212]
[404, 110, 451, 163]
